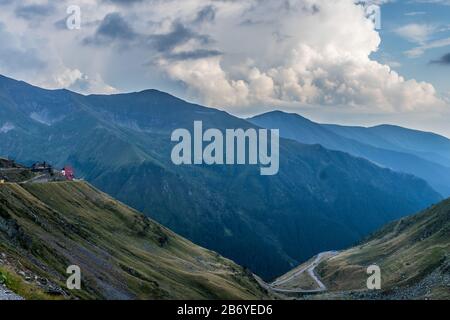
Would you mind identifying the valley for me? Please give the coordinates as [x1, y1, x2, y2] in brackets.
[0, 0, 448, 304]
[0, 160, 448, 300]
[0, 74, 442, 280]
[272, 198, 450, 300]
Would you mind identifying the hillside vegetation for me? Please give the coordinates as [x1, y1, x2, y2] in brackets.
[315, 199, 450, 299]
[0, 181, 268, 300]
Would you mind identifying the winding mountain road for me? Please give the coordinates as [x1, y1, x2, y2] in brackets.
[269, 251, 338, 293]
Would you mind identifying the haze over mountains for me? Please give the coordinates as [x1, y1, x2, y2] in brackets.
[0, 74, 442, 280]
[249, 111, 450, 197]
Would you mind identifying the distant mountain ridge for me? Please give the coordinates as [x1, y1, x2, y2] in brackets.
[0, 74, 442, 280]
[325, 123, 450, 168]
[249, 111, 450, 196]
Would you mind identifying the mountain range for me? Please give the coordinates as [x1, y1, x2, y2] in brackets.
[249, 111, 450, 197]
[0, 74, 442, 280]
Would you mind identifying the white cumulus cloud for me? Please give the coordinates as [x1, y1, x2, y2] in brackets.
[155, 0, 444, 113]
[0, 0, 446, 115]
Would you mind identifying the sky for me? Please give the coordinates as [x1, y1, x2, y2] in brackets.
[0, 0, 449, 137]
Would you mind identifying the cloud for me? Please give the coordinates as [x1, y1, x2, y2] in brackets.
[15, 3, 54, 20]
[430, 52, 450, 65]
[393, 21, 450, 57]
[146, 22, 212, 52]
[0, 1, 118, 94]
[405, 37, 450, 57]
[84, 12, 212, 57]
[0, 122, 15, 134]
[155, 0, 444, 113]
[404, 11, 427, 16]
[83, 12, 138, 45]
[102, 0, 143, 5]
[194, 5, 216, 24]
[97, 12, 136, 39]
[0, 22, 47, 73]
[394, 24, 436, 44]
[411, 0, 450, 5]
[165, 49, 222, 61]
[0, 0, 446, 116]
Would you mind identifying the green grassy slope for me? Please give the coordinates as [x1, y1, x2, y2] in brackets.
[316, 199, 450, 299]
[0, 181, 268, 300]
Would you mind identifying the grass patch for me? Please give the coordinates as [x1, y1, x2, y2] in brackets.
[0, 266, 63, 300]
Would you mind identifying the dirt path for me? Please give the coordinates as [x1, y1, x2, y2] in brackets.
[20, 174, 47, 184]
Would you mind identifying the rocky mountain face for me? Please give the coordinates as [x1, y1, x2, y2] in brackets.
[0, 74, 442, 280]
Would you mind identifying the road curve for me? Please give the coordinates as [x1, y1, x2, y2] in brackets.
[269, 251, 338, 294]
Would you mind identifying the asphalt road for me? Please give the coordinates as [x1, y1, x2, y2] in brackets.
[269, 251, 339, 293]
